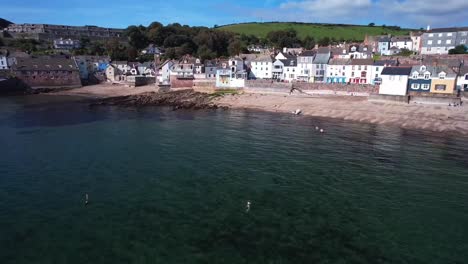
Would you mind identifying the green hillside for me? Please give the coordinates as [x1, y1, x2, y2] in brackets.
[217, 22, 413, 41]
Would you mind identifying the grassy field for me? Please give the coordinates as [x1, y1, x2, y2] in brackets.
[217, 22, 413, 41]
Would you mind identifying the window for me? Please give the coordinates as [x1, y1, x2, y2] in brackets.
[429, 33, 434, 37]
[412, 73, 418, 78]
[352, 66, 355, 70]
[438, 33, 443, 37]
[351, 72, 355, 77]
[435, 84, 446, 91]
[411, 83, 420, 89]
[421, 66, 426, 71]
[465, 74, 468, 80]
[376, 67, 379, 72]
[422, 84, 430, 90]
[461, 39, 466, 44]
[424, 74, 430, 79]
[428, 40, 433, 45]
[462, 32, 468, 36]
[437, 40, 442, 44]
[439, 73, 446, 79]
[358, 66, 361, 70]
[361, 71, 366, 78]
[446, 39, 451, 44]
[447, 33, 453, 36]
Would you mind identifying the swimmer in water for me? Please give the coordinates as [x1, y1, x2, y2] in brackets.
[85, 193, 89, 205]
[246, 201, 251, 212]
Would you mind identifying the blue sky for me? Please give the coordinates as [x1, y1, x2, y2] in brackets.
[3, 0, 467, 29]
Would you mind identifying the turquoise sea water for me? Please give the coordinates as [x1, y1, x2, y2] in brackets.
[0, 95, 467, 263]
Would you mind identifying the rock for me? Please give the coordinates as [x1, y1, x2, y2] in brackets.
[92, 90, 223, 110]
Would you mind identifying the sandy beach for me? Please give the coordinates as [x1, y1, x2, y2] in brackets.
[54, 84, 468, 135]
[52, 83, 158, 98]
[215, 93, 468, 135]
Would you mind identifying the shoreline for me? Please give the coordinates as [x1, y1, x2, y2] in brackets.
[214, 93, 468, 136]
[48, 84, 468, 136]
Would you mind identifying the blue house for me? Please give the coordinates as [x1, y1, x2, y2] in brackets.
[408, 65, 432, 92]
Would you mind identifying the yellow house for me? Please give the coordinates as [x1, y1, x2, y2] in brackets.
[429, 66, 457, 95]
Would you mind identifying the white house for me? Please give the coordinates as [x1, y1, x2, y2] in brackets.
[157, 60, 175, 84]
[250, 55, 273, 79]
[282, 58, 298, 82]
[0, 54, 8, 70]
[326, 59, 349, 83]
[297, 50, 314, 82]
[390, 36, 413, 51]
[457, 66, 468, 92]
[272, 59, 284, 80]
[379, 67, 412, 96]
[113, 61, 131, 74]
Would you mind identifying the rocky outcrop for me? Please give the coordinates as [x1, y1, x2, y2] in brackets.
[93, 89, 224, 110]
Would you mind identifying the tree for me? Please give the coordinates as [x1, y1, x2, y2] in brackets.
[318, 37, 331, 47]
[228, 39, 243, 56]
[10, 39, 39, 53]
[368, 23, 375, 27]
[448, 45, 468, 54]
[302, 36, 316, 49]
[266, 29, 300, 48]
[125, 26, 149, 50]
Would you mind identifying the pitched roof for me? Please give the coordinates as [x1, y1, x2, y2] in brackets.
[426, 27, 468, 33]
[373, 60, 398, 66]
[299, 50, 315, 57]
[328, 59, 350, 65]
[381, 67, 412, 75]
[313, 53, 330, 64]
[391, 36, 412, 42]
[350, 59, 374, 65]
[13, 56, 79, 71]
[280, 58, 297, 67]
[252, 55, 273, 62]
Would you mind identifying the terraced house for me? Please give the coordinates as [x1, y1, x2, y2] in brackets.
[408, 65, 432, 93]
[421, 27, 468, 54]
[429, 66, 457, 95]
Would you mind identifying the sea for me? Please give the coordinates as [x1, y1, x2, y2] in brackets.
[0, 95, 467, 263]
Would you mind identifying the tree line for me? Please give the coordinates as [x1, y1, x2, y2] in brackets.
[1, 21, 394, 61]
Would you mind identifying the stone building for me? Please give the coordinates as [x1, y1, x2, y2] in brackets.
[12, 56, 81, 89]
[6, 23, 124, 41]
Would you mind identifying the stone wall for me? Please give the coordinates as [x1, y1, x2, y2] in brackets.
[171, 78, 194, 89]
[245, 80, 292, 89]
[14, 70, 82, 89]
[293, 83, 379, 94]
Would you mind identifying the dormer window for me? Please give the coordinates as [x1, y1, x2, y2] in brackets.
[424, 73, 430, 80]
[412, 72, 418, 78]
[439, 72, 446, 79]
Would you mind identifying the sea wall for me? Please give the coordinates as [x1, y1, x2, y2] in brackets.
[245, 80, 379, 96]
[369, 94, 410, 104]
